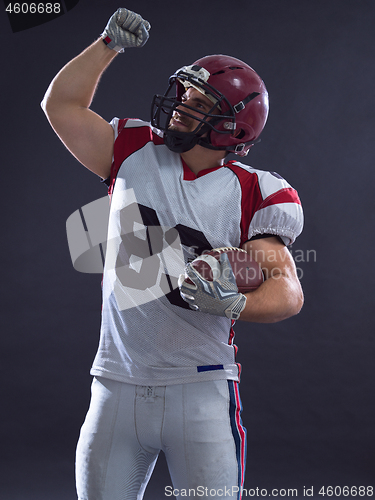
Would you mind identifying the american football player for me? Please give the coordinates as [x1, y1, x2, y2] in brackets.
[42, 7, 304, 499]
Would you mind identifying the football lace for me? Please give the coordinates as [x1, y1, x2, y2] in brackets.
[211, 246, 247, 254]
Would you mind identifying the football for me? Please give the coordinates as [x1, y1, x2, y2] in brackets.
[189, 247, 264, 293]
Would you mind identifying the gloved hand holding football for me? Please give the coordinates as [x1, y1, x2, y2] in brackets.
[178, 252, 247, 321]
[101, 8, 151, 52]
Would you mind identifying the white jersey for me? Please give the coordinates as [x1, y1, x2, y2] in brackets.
[90, 118, 303, 386]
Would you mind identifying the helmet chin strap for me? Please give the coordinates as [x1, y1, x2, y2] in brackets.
[164, 127, 259, 155]
[163, 129, 232, 154]
[163, 121, 213, 153]
[198, 135, 260, 155]
[163, 129, 201, 153]
[163, 131, 227, 154]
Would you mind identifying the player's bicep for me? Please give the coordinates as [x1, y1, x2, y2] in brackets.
[242, 236, 298, 280]
[44, 105, 114, 179]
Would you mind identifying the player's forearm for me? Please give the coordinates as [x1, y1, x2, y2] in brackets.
[41, 38, 117, 114]
[239, 274, 304, 323]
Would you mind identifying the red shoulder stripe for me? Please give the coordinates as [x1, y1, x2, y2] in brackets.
[258, 187, 301, 210]
[225, 163, 263, 247]
[108, 120, 164, 196]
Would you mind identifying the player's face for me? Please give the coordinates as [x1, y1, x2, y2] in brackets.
[169, 87, 219, 133]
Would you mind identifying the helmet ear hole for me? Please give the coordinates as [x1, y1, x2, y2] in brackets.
[234, 128, 246, 139]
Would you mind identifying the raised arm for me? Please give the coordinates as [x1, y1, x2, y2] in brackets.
[41, 8, 151, 180]
[41, 39, 118, 179]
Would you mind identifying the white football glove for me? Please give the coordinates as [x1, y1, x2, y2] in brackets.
[178, 253, 247, 320]
[101, 8, 151, 52]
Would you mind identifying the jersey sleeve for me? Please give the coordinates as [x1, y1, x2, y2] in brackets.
[247, 170, 303, 246]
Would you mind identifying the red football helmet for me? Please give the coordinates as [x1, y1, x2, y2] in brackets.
[151, 54, 269, 156]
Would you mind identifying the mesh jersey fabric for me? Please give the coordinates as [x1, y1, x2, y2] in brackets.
[90, 118, 303, 386]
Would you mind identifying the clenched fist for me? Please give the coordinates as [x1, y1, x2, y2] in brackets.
[101, 8, 151, 52]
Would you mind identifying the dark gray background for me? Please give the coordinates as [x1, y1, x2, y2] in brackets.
[1, 0, 375, 498]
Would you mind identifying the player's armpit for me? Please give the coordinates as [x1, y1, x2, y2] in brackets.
[43, 104, 114, 179]
[239, 236, 304, 323]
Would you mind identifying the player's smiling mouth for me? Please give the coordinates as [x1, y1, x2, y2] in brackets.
[170, 113, 190, 128]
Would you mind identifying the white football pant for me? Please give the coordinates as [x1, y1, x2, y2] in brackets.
[76, 377, 246, 500]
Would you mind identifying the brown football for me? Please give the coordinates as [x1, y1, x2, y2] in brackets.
[190, 247, 264, 293]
